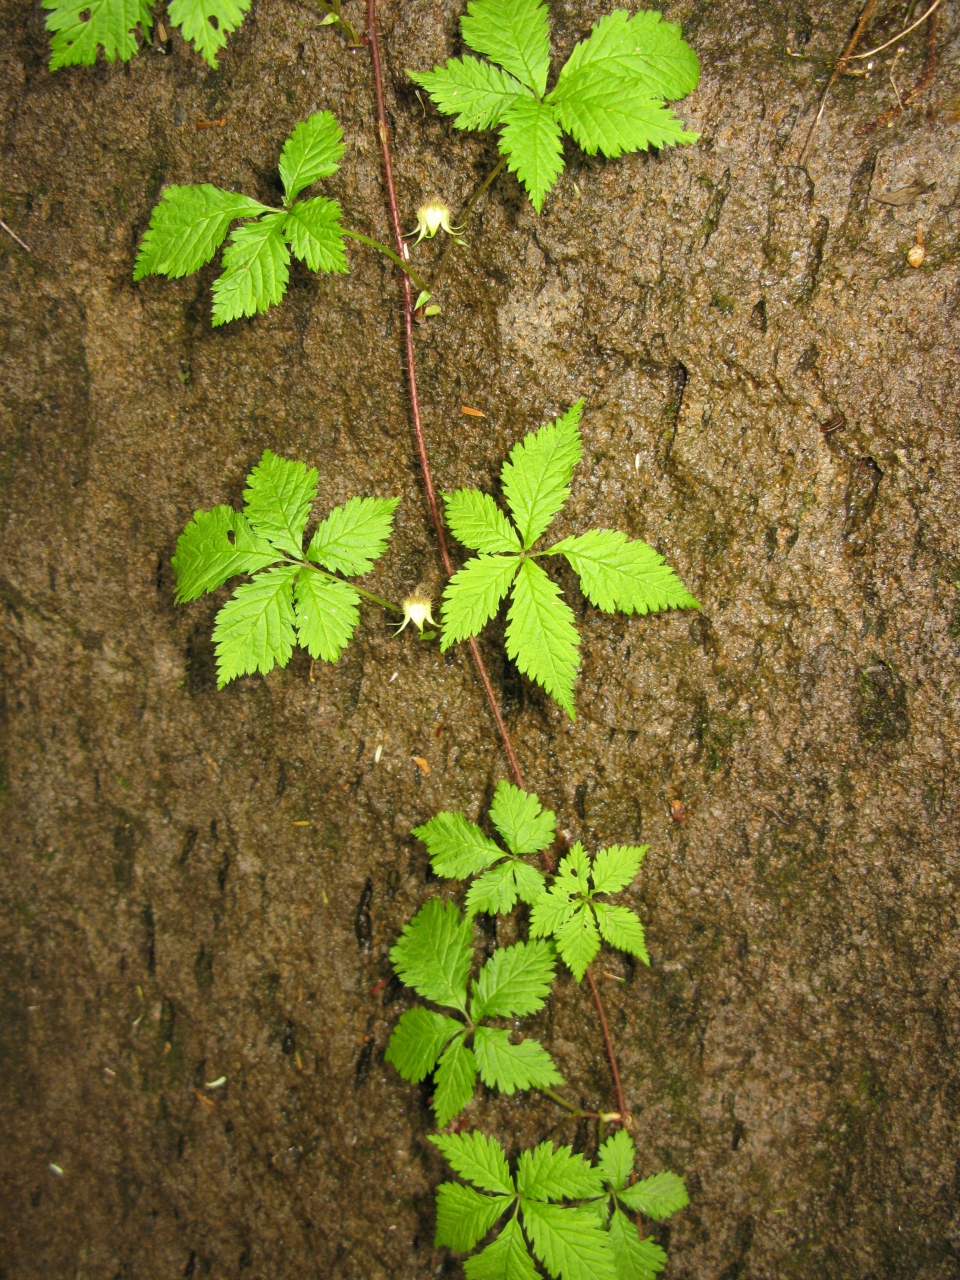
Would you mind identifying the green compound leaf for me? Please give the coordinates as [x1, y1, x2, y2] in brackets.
[505, 560, 580, 719]
[607, 1206, 667, 1276]
[550, 530, 700, 615]
[597, 1128, 635, 1193]
[474, 1027, 563, 1095]
[500, 402, 583, 549]
[171, 505, 278, 603]
[243, 449, 319, 558]
[470, 939, 557, 1020]
[616, 1172, 689, 1221]
[133, 185, 269, 281]
[434, 1035, 478, 1127]
[167, 0, 249, 67]
[517, 1142, 605, 1202]
[293, 570, 360, 663]
[278, 110, 346, 201]
[489, 780, 556, 855]
[384, 1008, 463, 1083]
[590, 844, 648, 895]
[466, 860, 545, 918]
[211, 564, 299, 688]
[592, 903, 649, 965]
[390, 898, 473, 1012]
[413, 811, 504, 880]
[464, 1216, 538, 1280]
[43, 0, 152, 69]
[497, 96, 564, 215]
[554, 906, 601, 982]
[435, 1182, 513, 1252]
[430, 1131, 515, 1196]
[549, 67, 698, 158]
[212, 212, 291, 326]
[520, 1201, 617, 1280]
[307, 495, 400, 576]
[557, 9, 700, 101]
[410, 57, 529, 131]
[283, 197, 349, 274]
[444, 489, 522, 555]
[460, 0, 551, 96]
[440, 555, 520, 651]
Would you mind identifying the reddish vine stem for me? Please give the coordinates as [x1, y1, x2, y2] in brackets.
[586, 968, 628, 1120]
[365, 0, 525, 790]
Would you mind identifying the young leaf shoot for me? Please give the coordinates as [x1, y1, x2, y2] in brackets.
[440, 400, 700, 717]
[134, 112, 349, 325]
[530, 841, 650, 981]
[172, 449, 399, 687]
[590, 1128, 689, 1276]
[411, 2, 700, 211]
[413, 780, 556, 917]
[384, 899, 562, 1127]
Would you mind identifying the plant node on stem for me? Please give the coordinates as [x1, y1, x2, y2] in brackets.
[365, 0, 524, 790]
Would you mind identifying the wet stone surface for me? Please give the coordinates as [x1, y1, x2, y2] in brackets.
[2, 0, 960, 1276]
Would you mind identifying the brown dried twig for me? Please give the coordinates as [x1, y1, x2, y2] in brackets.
[798, 0, 879, 163]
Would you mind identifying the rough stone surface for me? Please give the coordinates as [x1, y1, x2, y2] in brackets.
[2, 0, 960, 1276]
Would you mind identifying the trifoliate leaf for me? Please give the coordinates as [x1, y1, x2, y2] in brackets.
[167, 0, 249, 67]
[590, 845, 648, 895]
[413, 811, 504, 879]
[293, 570, 360, 663]
[430, 1131, 515, 1196]
[444, 489, 522, 555]
[171, 506, 278, 603]
[306, 495, 399, 576]
[516, 1142, 605, 1202]
[607, 1207, 667, 1276]
[283, 197, 348, 274]
[212, 212, 291, 326]
[433, 1035, 478, 1126]
[554, 907, 601, 982]
[520, 1202, 617, 1280]
[435, 1182, 513, 1252]
[474, 1027, 563, 1095]
[548, 68, 698, 159]
[43, 0, 152, 69]
[497, 97, 564, 215]
[410, 57, 529, 131]
[500, 403, 583, 549]
[592, 903, 649, 964]
[556, 9, 700, 101]
[390, 898, 473, 1012]
[529, 884, 577, 938]
[384, 1007, 463, 1083]
[243, 449, 319, 558]
[278, 110, 346, 201]
[597, 1129, 636, 1193]
[489, 780, 556, 855]
[211, 564, 299, 687]
[616, 1172, 689, 1221]
[133, 185, 269, 281]
[464, 1217, 538, 1280]
[440, 555, 520, 651]
[470, 939, 557, 1020]
[549, 530, 699, 615]
[466, 862, 523, 918]
[505, 560, 580, 719]
[460, 0, 551, 96]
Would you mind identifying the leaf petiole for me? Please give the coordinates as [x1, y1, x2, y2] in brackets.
[295, 557, 403, 614]
[341, 229, 429, 292]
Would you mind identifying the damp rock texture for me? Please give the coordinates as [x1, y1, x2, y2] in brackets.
[2, 0, 960, 1276]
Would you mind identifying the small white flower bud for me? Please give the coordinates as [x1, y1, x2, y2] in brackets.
[408, 199, 466, 246]
[395, 590, 437, 634]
